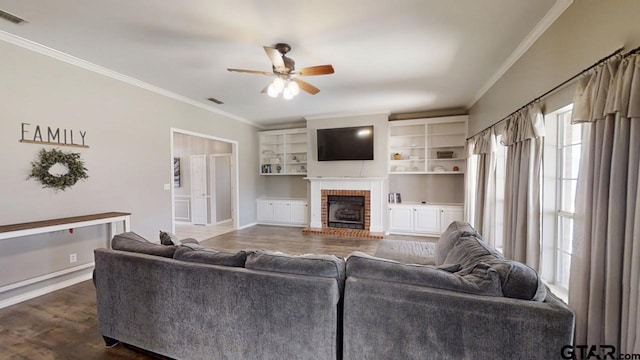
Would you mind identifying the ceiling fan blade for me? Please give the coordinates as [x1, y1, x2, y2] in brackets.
[293, 78, 320, 95]
[264, 46, 286, 72]
[294, 65, 335, 76]
[227, 68, 273, 76]
[260, 84, 269, 94]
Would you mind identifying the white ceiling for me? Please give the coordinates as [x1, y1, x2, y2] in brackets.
[0, 0, 565, 127]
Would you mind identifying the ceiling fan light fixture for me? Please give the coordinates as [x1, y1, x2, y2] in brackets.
[287, 80, 300, 96]
[267, 83, 280, 98]
[282, 87, 294, 100]
[272, 77, 285, 92]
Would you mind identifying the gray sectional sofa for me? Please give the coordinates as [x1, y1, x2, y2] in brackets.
[343, 221, 575, 360]
[94, 233, 344, 360]
[93, 222, 574, 360]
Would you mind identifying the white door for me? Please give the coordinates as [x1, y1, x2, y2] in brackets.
[414, 206, 440, 233]
[389, 205, 414, 232]
[190, 155, 208, 225]
[440, 207, 464, 232]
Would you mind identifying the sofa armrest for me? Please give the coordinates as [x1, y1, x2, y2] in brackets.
[343, 277, 574, 360]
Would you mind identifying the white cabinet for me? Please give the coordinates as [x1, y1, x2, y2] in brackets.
[388, 205, 414, 232]
[388, 203, 463, 235]
[414, 207, 440, 233]
[439, 206, 464, 232]
[257, 198, 308, 226]
[389, 116, 467, 175]
[259, 128, 308, 175]
[257, 201, 274, 221]
[290, 202, 308, 224]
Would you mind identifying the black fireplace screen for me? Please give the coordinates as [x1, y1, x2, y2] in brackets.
[327, 195, 365, 229]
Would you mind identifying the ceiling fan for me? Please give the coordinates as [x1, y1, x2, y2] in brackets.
[227, 43, 334, 99]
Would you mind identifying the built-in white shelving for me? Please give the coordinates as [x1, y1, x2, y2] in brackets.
[259, 128, 308, 175]
[389, 116, 467, 174]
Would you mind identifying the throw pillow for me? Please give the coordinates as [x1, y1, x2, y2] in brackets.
[487, 259, 547, 301]
[442, 235, 503, 268]
[434, 221, 478, 265]
[179, 238, 199, 245]
[444, 236, 546, 301]
[112, 232, 177, 258]
[173, 243, 246, 267]
[159, 230, 179, 245]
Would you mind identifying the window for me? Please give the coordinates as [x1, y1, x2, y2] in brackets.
[494, 135, 506, 253]
[555, 106, 581, 289]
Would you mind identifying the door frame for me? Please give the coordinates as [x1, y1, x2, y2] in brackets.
[170, 128, 239, 233]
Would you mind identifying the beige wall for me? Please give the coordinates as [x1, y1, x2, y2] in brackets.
[388, 174, 464, 204]
[0, 39, 262, 297]
[469, 0, 640, 136]
[264, 176, 308, 199]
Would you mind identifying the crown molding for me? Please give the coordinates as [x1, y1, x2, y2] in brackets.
[468, 0, 573, 108]
[0, 30, 263, 129]
[304, 111, 390, 121]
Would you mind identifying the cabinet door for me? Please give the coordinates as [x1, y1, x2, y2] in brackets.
[290, 202, 308, 224]
[414, 206, 440, 233]
[273, 201, 291, 222]
[389, 206, 414, 232]
[257, 201, 274, 221]
[440, 207, 464, 232]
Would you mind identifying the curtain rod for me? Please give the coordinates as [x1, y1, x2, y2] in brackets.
[467, 46, 637, 140]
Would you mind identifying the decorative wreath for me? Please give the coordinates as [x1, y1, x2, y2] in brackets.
[28, 148, 89, 191]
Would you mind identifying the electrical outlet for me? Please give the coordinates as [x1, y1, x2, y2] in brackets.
[69, 253, 77, 264]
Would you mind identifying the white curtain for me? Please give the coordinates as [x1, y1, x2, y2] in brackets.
[569, 54, 640, 352]
[465, 128, 497, 247]
[500, 104, 545, 270]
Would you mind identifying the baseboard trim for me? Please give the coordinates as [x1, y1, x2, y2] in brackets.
[215, 219, 233, 225]
[0, 263, 95, 309]
[257, 222, 307, 228]
[237, 222, 257, 230]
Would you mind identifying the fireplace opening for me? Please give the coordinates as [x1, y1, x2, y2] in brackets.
[327, 195, 365, 229]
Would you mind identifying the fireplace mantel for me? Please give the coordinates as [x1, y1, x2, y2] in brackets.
[305, 177, 387, 233]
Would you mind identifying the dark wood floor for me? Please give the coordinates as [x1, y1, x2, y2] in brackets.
[0, 225, 434, 359]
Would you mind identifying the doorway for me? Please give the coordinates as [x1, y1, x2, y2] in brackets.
[170, 128, 239, 240]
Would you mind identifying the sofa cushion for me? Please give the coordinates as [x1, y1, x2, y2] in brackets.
[444, 236, 546, 301]
[111, 232, 177, 258]
[374, 239, 436, 265]
[173, 243, 246, 267]
[435, 221, 478, 265]
[346, 252, 503, 297]
[245, 251, 346, 289]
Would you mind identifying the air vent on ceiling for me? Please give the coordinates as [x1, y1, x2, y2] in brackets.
[0, 9, 27, 24]
[207, 97, 224, 105]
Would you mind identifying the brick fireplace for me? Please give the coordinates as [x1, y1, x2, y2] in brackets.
[323, 190, 370, 230]
[304, 177, 385, 239]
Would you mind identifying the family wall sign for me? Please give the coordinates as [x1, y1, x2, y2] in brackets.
[19, 122, 89, 148]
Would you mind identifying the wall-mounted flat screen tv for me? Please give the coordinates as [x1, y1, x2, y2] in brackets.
[317, 125, 374, 161]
